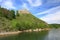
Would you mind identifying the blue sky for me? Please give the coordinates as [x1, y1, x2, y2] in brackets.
[0, 0, 60, 24]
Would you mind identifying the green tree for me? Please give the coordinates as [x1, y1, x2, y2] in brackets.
[10, 10, 16, 19]
[16, 11, 20, 16]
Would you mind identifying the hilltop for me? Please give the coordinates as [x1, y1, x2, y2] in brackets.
[18, 9, 30, 14]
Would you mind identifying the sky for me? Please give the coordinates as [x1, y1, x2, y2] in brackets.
[0, 0, 60, 24]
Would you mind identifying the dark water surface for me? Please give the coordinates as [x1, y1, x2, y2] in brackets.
[0, 29, 60, 40]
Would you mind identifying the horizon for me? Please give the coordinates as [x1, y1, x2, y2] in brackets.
[0, 0, 60, 24]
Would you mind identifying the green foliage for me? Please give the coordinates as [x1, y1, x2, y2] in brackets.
[10, 10, 16, 19]
[15, 13, 49, 30]
[0, 7, 15, 20]
[16, 11, 20, 17]
[49, 24, 60, 28]
[0, 7, 49, 32]
[0, 17, 14, 32]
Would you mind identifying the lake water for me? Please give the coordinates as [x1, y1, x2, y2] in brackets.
[0, 29, 60, 40]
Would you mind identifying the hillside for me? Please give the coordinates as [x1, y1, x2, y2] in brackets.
[0, 7, 49, 32]
[13, 10, 49, 30]
[0, 7, 16, 32]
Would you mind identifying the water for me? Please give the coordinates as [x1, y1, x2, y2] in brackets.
[0, 29, 60, 40]
[45, 29, 60, 40]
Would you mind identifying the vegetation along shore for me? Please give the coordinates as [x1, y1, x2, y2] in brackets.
[0, 6, 60, 36]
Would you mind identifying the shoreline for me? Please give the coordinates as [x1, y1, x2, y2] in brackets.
[0, 31, 22, 36]
[23, 28, 51, 32]
[0, 28, 51, 36]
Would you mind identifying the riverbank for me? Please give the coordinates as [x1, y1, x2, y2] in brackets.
[0, 28, 51, 36]
[0, 31, 22, 36]
[23, 28, 51, 32]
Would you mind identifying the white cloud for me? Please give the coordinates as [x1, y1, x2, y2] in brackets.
[22, 3, 29, 10]
[41, 11, 60, 20]
[1, 0, 16, 9]
[46, 0, 60, 4]
[27, 0, 42, 7]
[39, 6, 60, 24]
[36, 6, 60, 16]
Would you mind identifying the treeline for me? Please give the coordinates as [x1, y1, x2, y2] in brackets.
[0, 6, 49, 32]
[49, 24, 60, 28]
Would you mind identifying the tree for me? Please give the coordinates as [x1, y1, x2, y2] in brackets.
[16, 11, 20, 16]
[10, 10, 16, 19]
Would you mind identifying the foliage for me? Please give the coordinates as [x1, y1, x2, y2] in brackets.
[0, 7, 15, 20]
[0, 7, 49, 32]
[49, 24, 60, 28]
[14, 13, 49, 30]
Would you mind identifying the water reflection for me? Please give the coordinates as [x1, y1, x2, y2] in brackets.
[0, 29, 60, 40]
[0, 31, 48, 40]
[46, 28, 60, 40]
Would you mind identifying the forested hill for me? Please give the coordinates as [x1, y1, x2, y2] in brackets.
[49, 24, 60, 28]
[0, 7, 49, 32]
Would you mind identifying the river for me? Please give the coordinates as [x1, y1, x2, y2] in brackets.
[0, 29, 60, 40]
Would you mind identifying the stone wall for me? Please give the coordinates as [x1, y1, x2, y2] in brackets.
[18, 9, 30, 14]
